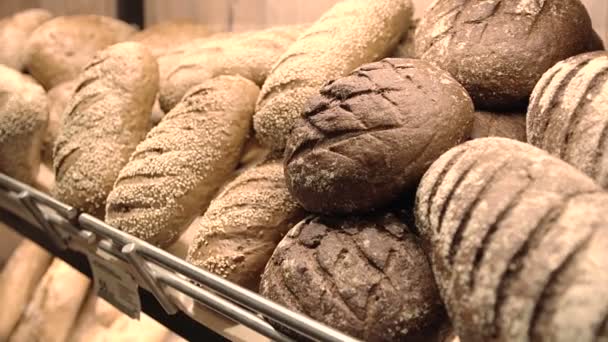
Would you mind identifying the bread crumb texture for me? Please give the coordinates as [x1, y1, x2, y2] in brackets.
[415, 137, 608, 341]
[0, 8, 52, 70]
[253, 0, 413, 151]
[53, 42, 158, 217]
[158, 25, 305, 112]
[106, 76, 259, 248]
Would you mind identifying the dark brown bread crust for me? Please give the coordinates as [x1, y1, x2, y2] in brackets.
[415, 137, 608, 342]
[471, 111, 526, 141]
[527, 51, 608, 188]
[284, 58, 473, 214]
[415, 0, 596, 110]
[260, 214, 445, 342]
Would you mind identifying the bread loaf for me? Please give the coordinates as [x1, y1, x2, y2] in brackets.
[0, 9, 52, 70]
[415, 137, 608, 341]
[106, 76, 259, 247]
[237, 137, 270, 170]
[25, 15, 136, 89]
[187, 160, 305, 290]
[260, 214, 445, 341]
[527, 51, 608, 188]
[392, 19, 418, 59]
[471, 111, 526, 141]
[253, 0, 413, 151]
[415, 0, 597, 110]
[0, 239, 52, 341]
[9, 259, 90, 342]
[285, 58, 473, 214]
[53, 42, 158, 217]
[0, 65, 48, 184]
[158, 25, 305, 112]
[68, 295, 121, 342]
[42, 79, 78, 166]
[129, 20, 211, 57]
[98, 314, 169, 342]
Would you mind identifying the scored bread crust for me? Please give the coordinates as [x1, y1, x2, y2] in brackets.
[415, 137, 608, 341]
[106, 75, 259, 248]
[0, 8, 52, 70]
[53, 42, 158, 218]
[253, 0, 413, 151]
[158, 25, 305, 112]
[187, 160, 305, 291]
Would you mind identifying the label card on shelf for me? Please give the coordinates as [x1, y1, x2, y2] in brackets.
[87, 249, 141, 319]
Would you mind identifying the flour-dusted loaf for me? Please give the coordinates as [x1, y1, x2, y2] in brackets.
[53, 42, 158, 218]
[527, 51, 608, 188]
[415, 138, 608, 341]
[9, 259, 90, 342]
[25, 15, 136, 89]
[106, 76, 259, 247]
[42, 79, 78, 166]
[260, 214, 445, 341]
[471, 111, 526, 141]
[158, 25, 304, 112]
[285, 58, 473, 214]
[0, 239, 52, 341]
[129, 20, 212, 57]
[187, 160, 304, 290]
[68, 295, 121, 342]
[0, 9, 52, 70]
[0, 65, 48, 184]
[415, 0, 596, 110]
[254, 0, 413, 151]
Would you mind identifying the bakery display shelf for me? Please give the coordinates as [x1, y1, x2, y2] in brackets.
[0, 173, 360, 342]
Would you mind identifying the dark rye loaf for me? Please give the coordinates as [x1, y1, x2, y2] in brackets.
[415, 137, 608, 341]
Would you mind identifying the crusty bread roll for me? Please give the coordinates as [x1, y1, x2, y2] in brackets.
[106, 76, 259, 247]
[158, 25, 304, 112]
[9, 259, 90, 342]
[53, 42, 158, 218]
[69, 295, 121, 342]
[0, 9, 52, 70]
[187, 160, 304, 290]
[25, 15, 136, 89]
[0, 64, 48, 184]
[0, 239, 52, 341]
[42, 79, 79, 166]
[253, 0, 413, 151]
[129, 20, 211, 57]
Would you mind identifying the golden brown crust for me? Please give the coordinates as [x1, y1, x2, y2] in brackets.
[0, 9, 52, 70]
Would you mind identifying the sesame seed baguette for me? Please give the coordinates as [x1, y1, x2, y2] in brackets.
[106, 75, 259, 248]
[53, 42, 158, 218]
[253, 0, 413, 151]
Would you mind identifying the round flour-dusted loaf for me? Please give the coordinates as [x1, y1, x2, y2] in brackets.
[0, 65, 48, 184]
[187, 160, 305, 290]
[25, 15, 136, 89]
[254, 0, 413, 151]
[415, 0, 597, 110]
[129, 20, 211, 57]
[471, 111, 526, 141]
[527, 51, 608, 188]
[53, 42, 158, 218]
[158, 25, 304, 112]
[42, 79, 78, 166]
[415, 137, 608, 341]
[260, 214, 445, 341]
[106, 76, 259, 248]
[0, 9, 52, 70]
[285, 58, 473, 214]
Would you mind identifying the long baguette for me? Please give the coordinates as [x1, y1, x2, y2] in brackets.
[106, 76, 259, 248]
[253, 0, 412, 151]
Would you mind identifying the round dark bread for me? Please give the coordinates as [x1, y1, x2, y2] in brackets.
[471, 111, 526, 141]
[527, 51, 608, 188]
[415, 137, 608, 341]
[260, 214, 445, 342]
[284, 58, 473, 215]
[415, 0, 596, 110]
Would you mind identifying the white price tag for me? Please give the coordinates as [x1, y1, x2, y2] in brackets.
[87, 249, 141, 319]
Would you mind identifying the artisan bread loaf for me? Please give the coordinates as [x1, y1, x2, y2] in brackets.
[285, 58, 473, 214]
[129, 20, 211, 57]
[0, 239, 52, 341]
[42, 79, 78, 166]
[158, 25, 304, 112]
[415, 137, 608, 341]
[260, 214, 445, 341]
[25, 15, 136, 89]
[527, 51, 608, 188]
[69, 295, 121, 342]
[106, 76, 259, 247]
[254, 0, 413, 151]
[187, 160, 304, 290]
[471, 111, 526, 141]
[53, 42, 158, 217]
[0, 9, 52, 70]
[0, 65, 48, 184]
[9, 259, 90, 342]
[415, 0, 596, 110]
